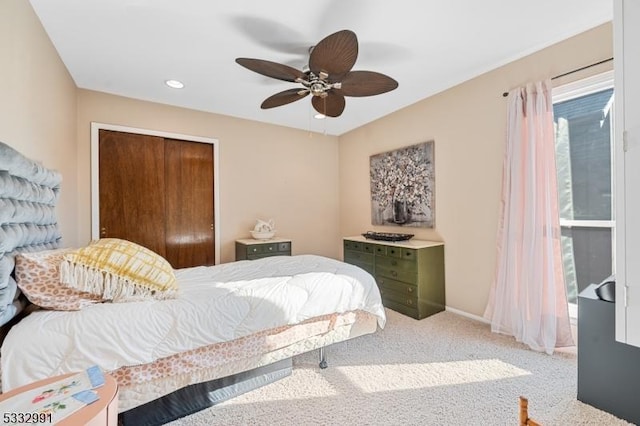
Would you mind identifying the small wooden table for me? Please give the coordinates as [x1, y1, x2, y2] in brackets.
[0, 373, 118, 426]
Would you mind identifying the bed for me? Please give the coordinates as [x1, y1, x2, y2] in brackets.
[0, 141, 386, 425]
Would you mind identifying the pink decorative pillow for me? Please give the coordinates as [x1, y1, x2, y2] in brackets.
[15, 248, 104, 310]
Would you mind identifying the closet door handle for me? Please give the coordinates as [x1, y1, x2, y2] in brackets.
[100, 227, 107, 237]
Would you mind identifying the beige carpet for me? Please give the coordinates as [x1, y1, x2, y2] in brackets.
[169, 309, 632, 426]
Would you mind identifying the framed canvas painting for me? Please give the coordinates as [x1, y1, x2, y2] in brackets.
[370, 141, 435, 228]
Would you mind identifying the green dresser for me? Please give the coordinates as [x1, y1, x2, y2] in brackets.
[236, 238, 292, 260]
[343, 236, 445, 320]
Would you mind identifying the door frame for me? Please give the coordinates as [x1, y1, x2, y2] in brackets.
[91, 122, 221, 265]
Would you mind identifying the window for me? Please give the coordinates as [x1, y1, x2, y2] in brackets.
[553, 72, 614, 317]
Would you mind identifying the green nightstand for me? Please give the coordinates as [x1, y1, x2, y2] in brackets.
[235, 238, 292, 260]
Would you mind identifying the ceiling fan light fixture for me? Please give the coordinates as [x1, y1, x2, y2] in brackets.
[165, 79, 184, 89]
[314, 113, 326, 120]
[235, 29, 398, 118]
[310, 82, 326, 96]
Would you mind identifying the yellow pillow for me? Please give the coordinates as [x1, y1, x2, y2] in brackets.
[60, 238, 178, 302]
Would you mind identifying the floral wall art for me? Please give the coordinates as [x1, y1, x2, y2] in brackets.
[370, 141, 435, 227]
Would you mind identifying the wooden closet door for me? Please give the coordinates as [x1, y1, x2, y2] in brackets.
[98, 130, 167, 257]
[164, 139, 215, 267]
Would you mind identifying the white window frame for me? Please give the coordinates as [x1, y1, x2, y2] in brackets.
[553, 70, 615, 321]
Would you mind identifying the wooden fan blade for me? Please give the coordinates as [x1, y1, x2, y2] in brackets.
[339, 71, 399, 97]
[309, 30, 358, 78]
[236, 58, 306, 82]
[261, 89, 309, 109]
[312, 92, 346, 117]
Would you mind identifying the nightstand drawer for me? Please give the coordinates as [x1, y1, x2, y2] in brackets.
[246, 245, 264, 255]
[277, 242, 291, 252]
[262, 243, 279, 254]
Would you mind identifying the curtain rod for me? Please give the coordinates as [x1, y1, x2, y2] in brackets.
[501, 57, 614, 97]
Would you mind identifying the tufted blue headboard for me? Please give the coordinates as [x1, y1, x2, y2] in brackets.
[0, 142, 62, 327]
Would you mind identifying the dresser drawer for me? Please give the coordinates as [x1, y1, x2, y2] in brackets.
[385, 245, 403, 258]
[373, 245, 386, 256]
[383, 298, 419, 319]
[376, 256, 416, 271]
[350, 261, 375, 276]
[344, 249, 374, 265]
[376, 256, 417, 282]
[377, 276, 417, 296]
[380, 287, 418, 309]
[362, 243, 375, 254]
[399, 248, 417, 261]
[377, 265, 416, 284]
[344, 241, 364, 251]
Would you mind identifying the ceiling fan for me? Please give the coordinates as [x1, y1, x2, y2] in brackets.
[235, 30, 398, 118]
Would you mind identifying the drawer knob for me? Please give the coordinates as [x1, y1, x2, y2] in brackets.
[407, 287, 413, 293]
[391, 271, 397, 277]
[407, 299, 413, 305]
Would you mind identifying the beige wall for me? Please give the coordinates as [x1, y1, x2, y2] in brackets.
[0, 0, 78, 246]
[76, 90, 340, 263]
[338, 23, 614, 318]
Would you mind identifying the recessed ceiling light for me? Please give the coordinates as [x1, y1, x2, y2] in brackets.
[165, 79, 184, 89]
[314, 113, 326, 120]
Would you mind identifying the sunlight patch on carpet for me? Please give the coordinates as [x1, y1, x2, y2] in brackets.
[220, 369, 341, 404]
[336, 359, 531, 393]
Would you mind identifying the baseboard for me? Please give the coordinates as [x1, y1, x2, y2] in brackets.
[445, 306, 490, 324]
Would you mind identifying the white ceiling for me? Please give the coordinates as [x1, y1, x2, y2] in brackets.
[29, 0, 612, 136]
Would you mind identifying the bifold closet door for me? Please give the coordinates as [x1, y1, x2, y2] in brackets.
[164, 139, 215, 268]
[99, 130, 167, 257]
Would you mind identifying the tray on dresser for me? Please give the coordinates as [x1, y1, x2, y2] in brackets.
[361, 231, 414, 242]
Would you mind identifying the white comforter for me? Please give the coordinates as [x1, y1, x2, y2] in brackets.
[1, 255, 385, 391]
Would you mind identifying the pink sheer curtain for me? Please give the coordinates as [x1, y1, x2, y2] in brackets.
[484, 80, 574, 354]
